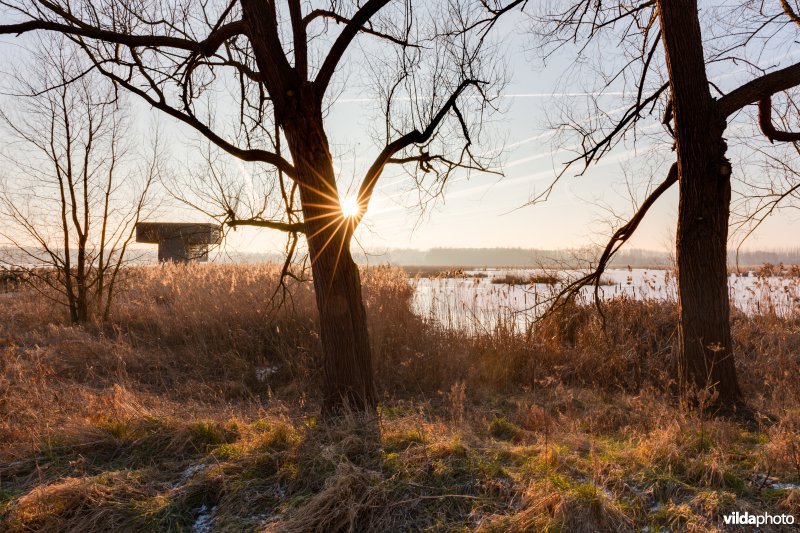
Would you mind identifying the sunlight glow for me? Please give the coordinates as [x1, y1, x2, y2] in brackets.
[340, 195, 360, 218]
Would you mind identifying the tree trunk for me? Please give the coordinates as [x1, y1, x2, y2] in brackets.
[75, 243, 89, 323]
[658, 1, 742, 407]
[307, 235, 376, 414]
[239, 1, 376, 415]
[283, 104, 377, 415]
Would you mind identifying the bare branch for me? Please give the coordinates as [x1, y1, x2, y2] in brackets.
[303, 8, 419, 48]
[541, 162, 678, 321]
[227, 217, 305, 233]
[80, 51, 296, 179]
[758, 95, 800, 142]
[780, 0, 800, 28]
[356, 79, 485, 219]
[717, 62, 800, 117]
[0, 19, 245, 57]
[314, 0, 393, 94]
[288, 0, 308, 79]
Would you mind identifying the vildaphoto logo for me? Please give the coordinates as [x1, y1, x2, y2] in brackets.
[723, 511, 795, 526]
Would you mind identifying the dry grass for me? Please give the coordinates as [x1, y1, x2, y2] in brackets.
[491, 273, 559, 285]
[754, 263, 800, 278]
[1, 262, 799, 531]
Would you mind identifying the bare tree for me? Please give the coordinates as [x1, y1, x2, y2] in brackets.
[528, 0, 800, 409]
[0, 0, 523, 413]
[0, 36, 155, 323]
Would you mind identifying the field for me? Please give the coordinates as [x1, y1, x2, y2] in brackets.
[1, 263, 799, 532]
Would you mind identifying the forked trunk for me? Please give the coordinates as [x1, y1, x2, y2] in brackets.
[240, 0, 376, 415]
[658, 0, 742, 407]
[284, 108, 376, 415]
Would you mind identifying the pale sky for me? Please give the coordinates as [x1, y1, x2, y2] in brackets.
[2, 5, 799, 259]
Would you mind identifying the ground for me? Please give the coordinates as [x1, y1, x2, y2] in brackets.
[1, 263, 798, 531]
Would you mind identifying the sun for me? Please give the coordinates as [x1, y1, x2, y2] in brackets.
[340, 195, 360, 218]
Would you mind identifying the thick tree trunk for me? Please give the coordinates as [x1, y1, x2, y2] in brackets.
[658, 1, 742, 407]
[307, 236, 376, 414]
[283, 103, 376, 415]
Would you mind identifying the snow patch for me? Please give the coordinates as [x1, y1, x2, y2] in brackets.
[192, 504, 216, 533]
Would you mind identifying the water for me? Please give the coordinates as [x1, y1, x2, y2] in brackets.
[412, 268, 800, 331]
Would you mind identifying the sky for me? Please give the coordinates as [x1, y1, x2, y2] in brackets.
[221, 7, 800, 258]
[1, 3, 799, 260]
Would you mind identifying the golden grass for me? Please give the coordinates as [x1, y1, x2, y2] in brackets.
[1, 262, 799, 531]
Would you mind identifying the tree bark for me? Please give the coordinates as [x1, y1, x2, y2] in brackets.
[658, 1, 742, 407]
[282, 93, 377, 415]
